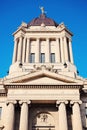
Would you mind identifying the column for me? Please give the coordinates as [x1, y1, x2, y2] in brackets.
[12, 38, 18, 64]
[26, 38, 30, 63]
[19, 100, 31, 130]
[22, 37, 26, 63]
[6, 101, 17, 130]
[64, 37, 68, 62]
[35, 38, 40, 63]
[69, 39, 74, 64]
[71, 101, 82, 130]
[56, 101, 68, 130]
[46, 38, 50, 63]
[56, 38, 60, 63]
[60, 37, 64, 63]
[17, 36, 23, 62]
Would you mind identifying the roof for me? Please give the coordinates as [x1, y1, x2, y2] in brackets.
[28, 13, 58, 27]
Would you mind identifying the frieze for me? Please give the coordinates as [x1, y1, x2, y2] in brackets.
[7, 93, 80, 101]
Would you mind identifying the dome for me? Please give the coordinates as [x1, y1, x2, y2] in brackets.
[28, 14, 58, 27]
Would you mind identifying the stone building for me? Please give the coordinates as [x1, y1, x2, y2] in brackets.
[0, 8, 87, 130]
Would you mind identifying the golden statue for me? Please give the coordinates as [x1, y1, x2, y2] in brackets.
[40, 6, 45, 14]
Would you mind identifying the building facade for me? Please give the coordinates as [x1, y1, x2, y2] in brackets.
[0, 9, 87, 130]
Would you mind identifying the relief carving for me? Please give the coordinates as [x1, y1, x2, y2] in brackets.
[32, 112, 54, 127]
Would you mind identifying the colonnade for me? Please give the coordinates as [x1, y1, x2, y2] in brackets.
[6, 100, 82, 130]
[12, 36, 74, 64]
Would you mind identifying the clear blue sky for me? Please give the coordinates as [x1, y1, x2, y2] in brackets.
[0, 0, 87, 78]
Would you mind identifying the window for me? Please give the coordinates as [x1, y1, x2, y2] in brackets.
[0, 107, 2, 119]
[41, 53, 45, 63]
[30, 53, 35, 63]
[51, 53, 55, 63]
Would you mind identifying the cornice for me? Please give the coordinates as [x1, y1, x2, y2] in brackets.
[5, 84, 83, 89]
[13, 26, 73, 36]
[0, 93, 7, 97]
[25, 28, 72, 35]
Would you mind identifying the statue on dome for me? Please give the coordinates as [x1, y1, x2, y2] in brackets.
[40, 6, 45, 14]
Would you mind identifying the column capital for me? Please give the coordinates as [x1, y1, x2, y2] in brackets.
[14, 37, 19, 42]
[0, 125, 4, 130]
[56, 100, 68, 105]
[70, 100, 82, 105]
[19, 100, 31, 105]
[37, 38, 40, 41]
[56, 38, 59, 41]
[46, 38, 49, 41]
[19, 35, 23, 39]
[6, 100, 17, 105]
[27, 38, 30, 40]
[69, 38, 72, 42]
[23, 37, 27, 41]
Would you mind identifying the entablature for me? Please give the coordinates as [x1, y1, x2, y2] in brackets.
[13, 22, 73, 37]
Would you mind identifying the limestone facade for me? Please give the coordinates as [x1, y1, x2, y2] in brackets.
[0, 11, 87, 130]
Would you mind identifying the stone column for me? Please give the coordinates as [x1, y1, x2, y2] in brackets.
[64, 37, 68, 62]
[19, 100, 31, 130]
[26, 38, 30, 63]
[35, 38, 40, 63]
[69, 39, 74, 64]
[22, 37, 26, 63]
[6, 100, 17, 130]
[12, 38, 18, 64]
[17, 36, 23, 62]
[56, 101, 68, 130]
[46, 38, 50, 63]
[71, 101, 82, 130]
[56, 38, 60, 63]
[60, 37, 64, 63]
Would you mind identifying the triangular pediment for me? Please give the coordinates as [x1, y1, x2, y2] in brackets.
[22, 76, 65, 84]
[5, 70, 83, 84]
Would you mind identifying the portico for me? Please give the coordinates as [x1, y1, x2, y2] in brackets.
[5, 98, 83, 130]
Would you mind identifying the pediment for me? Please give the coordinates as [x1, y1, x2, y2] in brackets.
[6, 70, 83, 84]
[22, 76, 65, 84]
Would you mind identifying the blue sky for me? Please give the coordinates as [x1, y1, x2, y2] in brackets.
[0, 0, 87, 78]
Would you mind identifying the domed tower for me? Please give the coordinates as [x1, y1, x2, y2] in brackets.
[9, 9, 76, 78]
